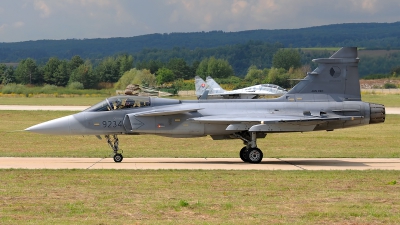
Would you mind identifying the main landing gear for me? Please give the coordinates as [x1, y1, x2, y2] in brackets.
[105, 134, 123, 163]
[235, 131, 264, 164]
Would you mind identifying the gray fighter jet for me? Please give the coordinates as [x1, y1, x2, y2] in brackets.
[195, 76, 287, 99]
[25, 47, 385, 163]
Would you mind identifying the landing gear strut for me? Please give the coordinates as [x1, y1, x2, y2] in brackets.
[105, 134, 123, 163]
[235, 131, 263, 164]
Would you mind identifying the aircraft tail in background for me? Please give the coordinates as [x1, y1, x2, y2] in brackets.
[195, 76, 207, 98]
[205, 76, 226, 94]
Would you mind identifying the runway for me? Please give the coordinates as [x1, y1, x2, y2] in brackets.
[1, 157, 400, 170]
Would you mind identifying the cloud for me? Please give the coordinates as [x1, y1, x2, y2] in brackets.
[12, 22, 25, 28]
[135, 0, 400, 35]
[1, 0, 400, 42]
[231, 1, 248, 15]
[34, 0, 52, 18]
[0, 24, 8, 33]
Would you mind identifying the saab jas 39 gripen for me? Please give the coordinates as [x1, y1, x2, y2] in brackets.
[25, 47, 385, 163]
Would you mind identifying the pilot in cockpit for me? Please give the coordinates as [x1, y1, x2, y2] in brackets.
[124, 99, 134, 108]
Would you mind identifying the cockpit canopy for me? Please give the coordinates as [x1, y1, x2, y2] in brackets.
[84, 96, 180, 112]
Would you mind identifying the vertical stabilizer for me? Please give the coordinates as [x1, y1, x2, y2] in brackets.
[195, 76, 207, 98]
[287, 47, 360, 101]
[206, 76, 226, 94]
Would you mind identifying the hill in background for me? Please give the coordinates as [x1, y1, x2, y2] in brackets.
[1, 22, 400, 77]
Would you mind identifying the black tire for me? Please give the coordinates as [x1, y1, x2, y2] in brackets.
[240, 147, 249, 162]
[247, 148, 263, 164]
[113, 153, 123, 163]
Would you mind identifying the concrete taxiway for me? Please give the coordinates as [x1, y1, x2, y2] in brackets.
[1, 157, 400, 170]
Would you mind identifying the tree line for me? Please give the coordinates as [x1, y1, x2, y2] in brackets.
[0, 47, 304, 91]
[0, 55, 133, 89]
[2, 40, 400, 86]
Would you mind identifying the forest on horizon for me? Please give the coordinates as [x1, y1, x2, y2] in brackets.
[1, 22, 400, 90]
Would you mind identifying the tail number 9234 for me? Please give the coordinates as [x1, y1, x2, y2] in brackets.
[102, 121, 123, 128]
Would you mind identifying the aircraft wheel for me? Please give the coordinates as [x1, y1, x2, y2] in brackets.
[113, 153, 123, 163]
[247, 148, 263, 164]
[240, 147, 249, 162]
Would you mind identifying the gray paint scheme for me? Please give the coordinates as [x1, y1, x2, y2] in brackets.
[26, 47, 385, 163]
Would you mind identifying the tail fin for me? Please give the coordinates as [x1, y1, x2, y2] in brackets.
[206, 76, 226, 94]
[195, 76, 207, 98]
[287, 47, 360, 101]
[198, 89, 209, 100]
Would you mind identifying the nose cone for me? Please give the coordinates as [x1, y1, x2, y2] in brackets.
[25, 114, 84, 135]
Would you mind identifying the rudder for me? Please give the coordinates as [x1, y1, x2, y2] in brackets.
[206, 76, 226, 94]
[287, 47, 360, 101]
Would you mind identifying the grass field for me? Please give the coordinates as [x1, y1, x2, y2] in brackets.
[0, 96, 105, 106]
[1, 98, 399, 224]
[361, 93, 400, 107]
[1, 170, 399, 224]
[1, 111, 399, 158]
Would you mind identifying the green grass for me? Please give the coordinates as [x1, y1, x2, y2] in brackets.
[1, 100, 399, 224]
[0, 83, 115, 96]
[0, 96, 105, 106]
[361, 93, 400, 107]
[0, 170, 399, 224]
[1, 111, 399, 158]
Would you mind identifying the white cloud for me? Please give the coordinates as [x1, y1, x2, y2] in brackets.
[1, 0, 400, 42]
[358, 0, 379, 13]
[169, 10, 179, 23]
[12, 22, 25, 28]
[231, 1, 248, 15]
[34, 0, 52, 18]
[0, 24, 8, 33]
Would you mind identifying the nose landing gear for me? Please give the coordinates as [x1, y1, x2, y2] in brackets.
[105, 134, 123, 163]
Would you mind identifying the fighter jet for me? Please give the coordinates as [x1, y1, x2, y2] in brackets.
[25, 47, 385, 163]
[195, 76, 287, 99]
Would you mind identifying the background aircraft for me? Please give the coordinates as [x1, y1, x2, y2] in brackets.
[119, 84, 172, 97]
[26, 47, 385, 164]
[195, 76, 287, 99]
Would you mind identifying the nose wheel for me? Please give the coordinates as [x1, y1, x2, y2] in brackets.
[113, 153, 123, 163]
[105, 134, 124, 163]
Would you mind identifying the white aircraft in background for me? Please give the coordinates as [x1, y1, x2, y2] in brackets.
[195, 76, 287, 99]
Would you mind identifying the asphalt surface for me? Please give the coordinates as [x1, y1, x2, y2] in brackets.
[1, 104, 398, 170]
[1, 157, 400, 170]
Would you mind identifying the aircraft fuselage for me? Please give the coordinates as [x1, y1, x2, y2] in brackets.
[33, 97, 382, 138]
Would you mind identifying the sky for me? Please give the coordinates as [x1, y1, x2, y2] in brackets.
[1, 0, 400, 43]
